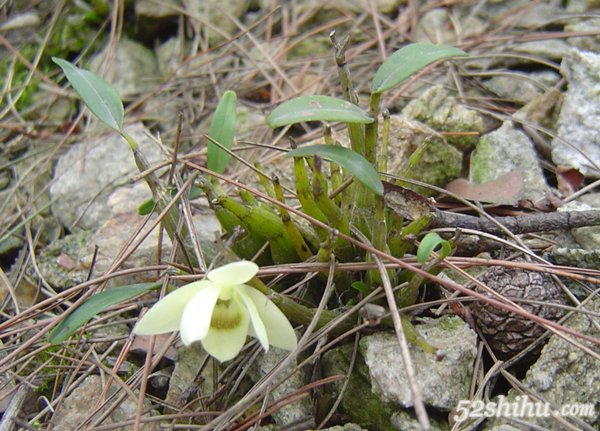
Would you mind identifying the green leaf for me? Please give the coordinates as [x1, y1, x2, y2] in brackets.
[287, 144, 383, 196]
[351, 281, 370, 294]
[207, 91, 237, 174]
[267, 95, 373, 128]
[138, 197, 156, 216]
[48, 282, 161, 345]
[52, 57, 124, 131]
[371, 43, 468, 94]
[417, 232, 452, 265]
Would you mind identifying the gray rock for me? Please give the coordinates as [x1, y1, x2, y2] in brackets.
[322, 0, 403, 14]
[391, 409, 450, 431]
[182, 0, 250, 46]
[483, 298, 600, 430]
[470, 0, 563, 29]
[249, 344, 314, 429]
[165, 344, 213, 411]
[361, 316, 477, 411]
[78, 183, 220, 287]
[484, 426, 521, 431]
[135, 0, 181, 20]
[413, 9, 456, 45]
[90, 37, 160, 98]
[471, 122, 548, 202]
[511, 40, 571, 62]
[402, 85, 484, 150]
[550, 195, 600, 269]
[79, 205, 172, 288]
[155, 36, 185, 77]
[551, 247, 600, 269]
[23, 230, 91, 291]
[50, 123, 164, 231]
[318, 425, 369, 431]
[558, 200, 600, 250]
[50, 375, 163, 430]
[484, 71, 560, 105]
[552, 49, 600, 177]
[566, 18, 600, 52]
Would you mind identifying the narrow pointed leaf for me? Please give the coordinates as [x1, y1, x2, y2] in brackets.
[267, 95, 373, 128]
[207, 90, 237, 174]
[48, 282, 160, 345]
[372, 43, 468, 94]
[52, 57, 124, 131]
[287, 144, 383, 196]
[417, 232, 452, 265]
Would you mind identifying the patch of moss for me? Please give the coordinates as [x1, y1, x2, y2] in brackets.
[0, 44, 40, 112]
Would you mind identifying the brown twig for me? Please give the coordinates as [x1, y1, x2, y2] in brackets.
[429, 209, 600, 235]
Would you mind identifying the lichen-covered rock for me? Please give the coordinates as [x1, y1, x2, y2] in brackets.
[402, 85, 483, 151]
[388, 119, 463, 196]
[316, 115, 462, 196]
[321, 343, 403, 431]
[321, 316, 476, 430]
[552, 49, 600, 177]
[551, 247, 600, 269]
[361, 316, 477, 411]
[471, 122, 548, 202]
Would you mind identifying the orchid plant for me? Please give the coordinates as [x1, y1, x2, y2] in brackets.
[49, 40, 464, 362]
[134, 261, 297, 362]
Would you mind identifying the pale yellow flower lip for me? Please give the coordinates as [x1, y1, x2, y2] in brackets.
[133, 261, 297, 362]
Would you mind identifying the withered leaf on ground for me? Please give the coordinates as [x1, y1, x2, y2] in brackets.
[445, 171, 524, 205]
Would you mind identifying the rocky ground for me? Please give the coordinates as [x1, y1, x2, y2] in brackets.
[1, 1, 600, 430]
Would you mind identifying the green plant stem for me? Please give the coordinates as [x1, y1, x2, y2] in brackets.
[364, 92, 381, 165]
[273, 176, 313, 261]
[120, 131, 201, 265]
[330, 31, 365, 155]
[311, 157, 348, 234]
[254, 162, 276, 198]
[378, 110, 390, 174]
[294, 157, 328, 233]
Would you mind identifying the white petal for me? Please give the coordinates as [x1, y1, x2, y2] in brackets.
[238, 285, 297, 351]
[237, 289, 269, 351]
[207, 261, 258, 286]
[179, 284, 220, 345]
[134, 281, 211, 335]
[201, 305, 250, 362]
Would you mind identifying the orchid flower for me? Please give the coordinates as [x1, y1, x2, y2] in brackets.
[134, 261, 297, 362]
